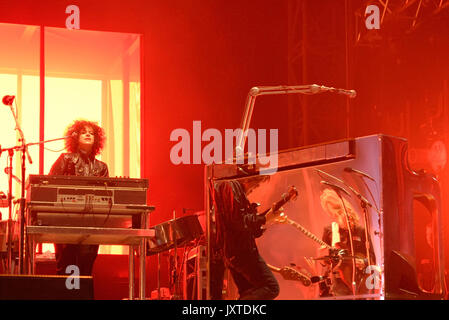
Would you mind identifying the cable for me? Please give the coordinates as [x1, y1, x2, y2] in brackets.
[102, 197, 113, 227]
[101, 182, 112, 227]
[43, 146, 66, 153]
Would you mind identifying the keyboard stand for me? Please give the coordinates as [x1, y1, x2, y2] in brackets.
[25, 205, 155, 300]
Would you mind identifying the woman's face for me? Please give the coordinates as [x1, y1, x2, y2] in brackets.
[326, 200, 349, 228]
[321, 188, 358, 229]
[78, 126, 95, 152]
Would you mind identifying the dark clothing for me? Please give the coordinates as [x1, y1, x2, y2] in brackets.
[54, 244, 98, 276]
[212, 180, 279, 300]
[322, 225, 375, 263]
[227, 251, 280, 300]
[49, 152, 109, 276]
[213, 180, 266, 259]
[49, 152, 108, 178]
[319, 225, 376, 297]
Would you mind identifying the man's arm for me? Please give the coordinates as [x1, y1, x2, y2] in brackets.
[218, 180, 265, 234]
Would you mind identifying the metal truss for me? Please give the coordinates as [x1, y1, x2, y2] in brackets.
[355, 0, 449, 46]
[287, 0, 352, 147]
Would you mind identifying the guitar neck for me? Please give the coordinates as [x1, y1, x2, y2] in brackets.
[285, 218, 332, 249]
[267, 263, 281, 272]
[260, 188, 297, 217]
[259, 199, 287, 217]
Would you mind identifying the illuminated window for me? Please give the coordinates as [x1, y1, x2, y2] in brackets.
[0, 23, 142, 256]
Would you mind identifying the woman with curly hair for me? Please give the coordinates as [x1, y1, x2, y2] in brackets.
[318, 187, 376, 297]
[320, 187, 360, 231]
[49, 119, 109, 276]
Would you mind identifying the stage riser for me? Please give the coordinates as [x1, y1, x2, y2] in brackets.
[0, 275, 93, 300]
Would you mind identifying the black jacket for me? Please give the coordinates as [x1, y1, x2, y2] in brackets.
[213, 180, 266, 260]
[322, 224, 376, 265]
[49, 152, 109, 177]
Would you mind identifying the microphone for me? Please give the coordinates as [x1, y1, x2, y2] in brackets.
[336, 89, 357, 98]
[316, 169, 344, 184]
[314, 86, 356, 98]
[320, 180, 351, 197]
[2, 95, 15, 106]
[344, 167, 375, 181]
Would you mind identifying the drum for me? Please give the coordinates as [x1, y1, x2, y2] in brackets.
[148, 215, 203, 254]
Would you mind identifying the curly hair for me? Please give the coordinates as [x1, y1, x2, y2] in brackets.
[320, 188, 360, 226]
[64, 120, 106, 156]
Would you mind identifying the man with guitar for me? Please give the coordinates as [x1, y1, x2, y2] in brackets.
[211, 178, 297, 300]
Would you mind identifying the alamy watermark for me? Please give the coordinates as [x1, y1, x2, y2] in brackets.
[365, 5, 380, 30]
[65, 265, 80, 290]
[62, 5, 379, 32]
[169, 121, 279, 174]
[365, 265, 382, 290]
[66, 5, 80, 30]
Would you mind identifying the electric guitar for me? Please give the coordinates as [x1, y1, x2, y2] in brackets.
[268, 264, 312, 287]
[274, 215, 333, 250]
[273, 215, 363, 293]
[253, 185, 299, 237]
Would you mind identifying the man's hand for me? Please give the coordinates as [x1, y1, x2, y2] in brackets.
[265, 206, 285, 224]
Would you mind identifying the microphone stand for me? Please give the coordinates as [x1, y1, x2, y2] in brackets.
[339, 178, 381, 272]
[346, 171, 384, 295]
[334, 188, 357, 296]
[0, 136, 69, 274]
[2, 99, 31, 275]
[236, 84, 356, 154]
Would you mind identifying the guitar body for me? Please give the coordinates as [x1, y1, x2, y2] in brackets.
[252, 186, 298, 237]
